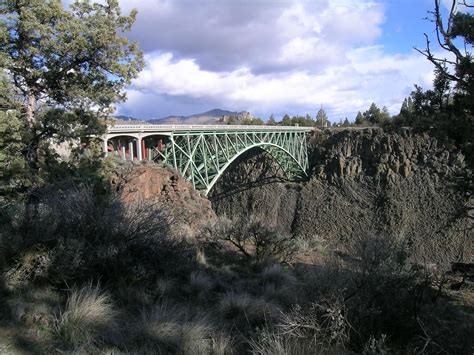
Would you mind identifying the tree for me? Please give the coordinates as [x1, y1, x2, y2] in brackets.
[407, 0, 473, 162]
[414, 0, 473, 112]
[267, 114, 276, 125]
[281, 114, 291, 126]
[0, 0, 144, 170]
[400, 97, 414, 115]
[382, 106, 391, 121]
[315, 106, 328, 127]
[409, 0, 474, 224]
[355, 111, 365, 125]
[0, 110, 30, 199]
[363, 103, 381, 124]
[343, 118, 350, 126]
[242, 117, 264, 125]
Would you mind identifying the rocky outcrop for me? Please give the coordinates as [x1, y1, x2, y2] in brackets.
[309, 128, 465, 183]
[111, 162, 215, 237]
[211, 128, 472, 266]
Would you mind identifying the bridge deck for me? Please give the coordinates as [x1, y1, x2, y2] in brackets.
[107, 124, 314, 133]
[103, 124, 312, 194]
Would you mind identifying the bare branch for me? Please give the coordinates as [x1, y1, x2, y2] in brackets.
[458, 0, 474, 8]
[413, 33, 460, 82]
[433, 0, 465, 62]
[446, 0, 457, 32]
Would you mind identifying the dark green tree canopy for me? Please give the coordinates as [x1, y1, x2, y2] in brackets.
[1, 0, 143, 124]
[266, 114, 276, 125]
[0, 0, 143, 196]
[0, 0, 143, 172]
[355, 111, 364, 125]
[315, 107, 328, 127]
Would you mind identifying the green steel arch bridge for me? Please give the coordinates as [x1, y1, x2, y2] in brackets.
[102, 124, 313, 195]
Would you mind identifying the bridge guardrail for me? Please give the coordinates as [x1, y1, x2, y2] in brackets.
[107, 124, 314, 132]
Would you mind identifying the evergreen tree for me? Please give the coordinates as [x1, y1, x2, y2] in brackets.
[363, 103, 381, 124]
[382, 106, 391, 121]
[355, 111, 365, 125]
[0, 110, 30, 199]
[343, 118, 350, 126]
[267, 114, 276, 125]
[0, 0, 144, 171]
[400, 98, 414, 115]
[281, 114, 291, 126]
[315, 107, 328, 127]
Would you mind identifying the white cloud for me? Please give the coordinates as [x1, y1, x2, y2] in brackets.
[117, 0, 385, 73]
[123, 46, 434, 120]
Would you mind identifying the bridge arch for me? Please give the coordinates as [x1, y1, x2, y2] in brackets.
[104, 125, 311, 195]
[203, 142, 307, 195]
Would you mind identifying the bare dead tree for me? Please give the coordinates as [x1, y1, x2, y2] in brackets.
[414, 0, 473, 84]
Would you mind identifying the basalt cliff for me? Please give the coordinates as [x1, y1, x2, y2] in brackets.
[210, 128, 472, 265]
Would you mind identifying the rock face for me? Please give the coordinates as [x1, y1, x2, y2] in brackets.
[309, 128, 465, 183]
[211, 128, 472, 265]
[111, 163, 215, 237]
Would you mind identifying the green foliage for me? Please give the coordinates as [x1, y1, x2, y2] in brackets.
[266, 114, 276, 125]
[364, 103, 391, 125]
[281, 114, 292, 126]
[242, 116, 264, 125]
[354, 104, 391, 126]
[279, 113, 316, 127]
[0, 0, 143, 118]
[315, 107, 329, 127]
[0, 0, 144, 193]
[0, 111, 31, 199]
[405, 0, 474, 165]
[355, 111, 365, 125]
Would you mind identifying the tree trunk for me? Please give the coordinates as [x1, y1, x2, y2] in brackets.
[25, 91, 39, 170]
[25, 92, 36, 127]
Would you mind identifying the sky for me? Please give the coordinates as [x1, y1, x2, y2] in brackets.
[102, 0, 462, 122]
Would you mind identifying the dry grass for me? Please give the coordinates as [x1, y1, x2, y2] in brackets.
[219, 292, 278, 330]
[54, 283, 117, 349]
[129, 302, 234, 354]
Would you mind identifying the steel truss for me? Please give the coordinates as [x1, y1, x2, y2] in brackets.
[152, 130, 308, 195]
[104, 125, 311, 195]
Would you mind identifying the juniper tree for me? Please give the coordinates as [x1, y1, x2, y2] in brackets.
[0, 0, 144, 170]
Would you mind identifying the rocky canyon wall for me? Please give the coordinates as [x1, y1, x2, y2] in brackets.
[210, 128, 472, 265]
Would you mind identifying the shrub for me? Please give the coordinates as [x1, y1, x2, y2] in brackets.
[200, 216, 298, 266]
[342, 233, 420, 349]
[54, 283, 117, 349]
[278, 299, 350, 350]
[1, 181, 195, 287]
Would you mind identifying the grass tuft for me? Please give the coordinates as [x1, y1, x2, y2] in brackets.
[54, 283, 117, 349]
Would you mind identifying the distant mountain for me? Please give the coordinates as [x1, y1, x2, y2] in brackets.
[110, 109, 254, 125]
[149, 109, 244, 124]
[111, 115, 148, 124]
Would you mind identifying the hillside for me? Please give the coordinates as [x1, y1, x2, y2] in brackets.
[150, 109, 246, 124]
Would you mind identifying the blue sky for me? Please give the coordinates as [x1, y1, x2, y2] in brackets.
[108, 0, 462, 122]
